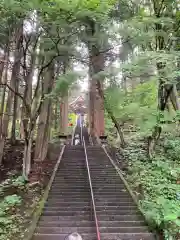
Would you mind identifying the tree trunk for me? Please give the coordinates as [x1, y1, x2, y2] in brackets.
[34, 99, 50, 161]
[89, 77, 96, 135]
[60, 94, 68, 135]
[148, 81, 173, 158]
[11, 83, 19, 144]
[0, 24, 22, 163]
[10, 25, 22, 144]
[0, 81, 13, 164]
[88, 46, 105, 136]
[0, 43, 9, 84]
[20, 106, 25, 139]
[20, 30, 39, 176]
[0, 47, 10, 134]
[97, 80, 126, 147]
[86, 20, 106, 137]
[169, 84, 180, 110]
[20, 35, 37, 141]
[88, 26, 124, 142]
[148, 9, 167, 157]
[54, 100, 58, 132]
[37, 101, 52, 161]
[54, 62, 61, 133]
[23, 132, 32, 179]
[0, 70, 20, 164]
[34, 63, 54, 162]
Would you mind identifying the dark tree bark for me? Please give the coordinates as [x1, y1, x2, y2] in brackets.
[0, 24, 23, 163]
[86, 20, 105, 137]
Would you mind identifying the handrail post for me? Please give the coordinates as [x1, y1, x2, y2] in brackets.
[83, 137, 101, 240]
[80, 115, 83, 146]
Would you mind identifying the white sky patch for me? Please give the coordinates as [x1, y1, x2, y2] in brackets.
[24, 11, 37, 34]
[73, 61, 89, 91]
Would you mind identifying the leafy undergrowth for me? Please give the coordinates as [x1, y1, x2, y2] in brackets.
[0, 140, 42, 239]
[0, 173, 42, 240]
[120, 137, 180, 239]
[0, 139, 60, 239]
[0, 155, 58, 239]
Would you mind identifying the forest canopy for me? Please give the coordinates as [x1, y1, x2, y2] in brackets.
[0, 0, 180, 239]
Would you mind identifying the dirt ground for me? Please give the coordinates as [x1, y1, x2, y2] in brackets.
[0, 139, 24, 182]
[0, 139, 58, 184]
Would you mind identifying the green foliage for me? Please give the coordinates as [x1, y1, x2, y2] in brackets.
[105, 80, 159, 136]
[0, 216, 14, 235]
[53, 71, 80, 97]
[0, 194, 22, 236]
[105, 111, 116, 143]
[0, 216, 13, 226]
[0, 173, 40, 239]
[141, 197, 180, 236]
[124, 141, 180, 238]
[3, 194, 22, 207]
[11, 176, 27, 188]
[164, 138, 180, 161]
[0, 175, 27, 199]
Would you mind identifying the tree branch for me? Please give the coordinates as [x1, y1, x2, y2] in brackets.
[0, 83, 31, 115]
[158, 0, 165, 16]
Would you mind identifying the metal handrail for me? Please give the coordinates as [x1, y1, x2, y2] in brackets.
[83, 137, 101, 240]
[71, 125, 76, 146]
[101, 145, 157, 235]
[80, 116, 83, 146]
